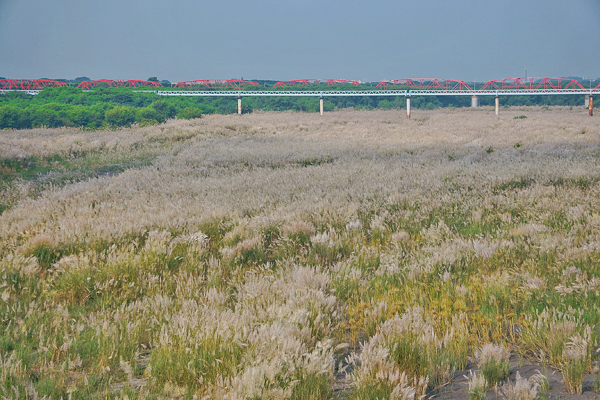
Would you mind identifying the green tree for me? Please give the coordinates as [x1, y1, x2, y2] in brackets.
[136, 107, 159, 125]
[105, 106, 135, 127]
[66, 105, 103, 127]
[150, 100, 176, 122]
[28, 104, 66, 128]
[177, 107, 202, 120]
[0, 105, 21, 129]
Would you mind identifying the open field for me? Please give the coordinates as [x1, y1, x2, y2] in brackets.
[1, 107, 600, 399]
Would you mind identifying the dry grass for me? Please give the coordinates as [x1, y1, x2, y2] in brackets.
[0, 107, 599, 399]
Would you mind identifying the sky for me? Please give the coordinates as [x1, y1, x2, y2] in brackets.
[1, 0, 600, 83]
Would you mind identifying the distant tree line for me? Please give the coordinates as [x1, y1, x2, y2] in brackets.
[0, 85, 592, 130]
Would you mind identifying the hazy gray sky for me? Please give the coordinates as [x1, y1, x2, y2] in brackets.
[1, 0, 599, 83]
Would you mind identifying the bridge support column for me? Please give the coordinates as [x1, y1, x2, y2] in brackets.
[320, 97, 324, 116]
[589, 96, 593, 116]
[471, 95, 480, 108]
[238, 97, 242, 115]
[585, 95, 590, 108]
[406, 97, 411, 119]
[495, 96, 499, 116]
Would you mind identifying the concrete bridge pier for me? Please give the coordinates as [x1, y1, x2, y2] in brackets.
[495, 96, 500, 116]
[320, 97, 324, 116]
[471, 95, 480, 108]
[406, 97, 411, 118]
[589, 96, 594, 116]
[585, 95, 590, 108]
[238, 96, 242, 115]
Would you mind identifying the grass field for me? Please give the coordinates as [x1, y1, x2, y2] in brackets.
[1, 106, 600, 399]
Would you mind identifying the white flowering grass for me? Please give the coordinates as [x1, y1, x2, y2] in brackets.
[497, 371, 538, 400]
[561, 332, 590, 395]
[466, 370, 488, 400]
[530, 370, 550, 399]
[519, 309, 587, 367]
[0, 108, 599, 398]
[475, 343, 511, 387]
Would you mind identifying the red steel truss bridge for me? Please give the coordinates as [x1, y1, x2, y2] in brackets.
[2, 77, 599, 98]
[0, 79, 67, 93]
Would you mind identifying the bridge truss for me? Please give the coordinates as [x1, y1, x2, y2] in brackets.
[0, 79, 67, 91]
[273, 79, 360, 87]
[377, 79, 472, 90]
[77, 80, 163, 90]
[174, 80, 259, 89]
[480, 77, 584, 90]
